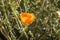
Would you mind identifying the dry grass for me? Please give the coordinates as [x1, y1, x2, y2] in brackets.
[0, 0, 60, 40]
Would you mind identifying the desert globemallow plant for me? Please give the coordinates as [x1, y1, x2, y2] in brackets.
[0, 0, 60, 40]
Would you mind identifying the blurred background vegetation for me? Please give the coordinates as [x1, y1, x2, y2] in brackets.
[0, 0, 60, 40]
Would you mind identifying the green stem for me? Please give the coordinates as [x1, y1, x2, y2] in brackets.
[23, 0, 29, 12]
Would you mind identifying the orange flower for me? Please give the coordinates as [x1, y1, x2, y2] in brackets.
[20, 12, 36, 25]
